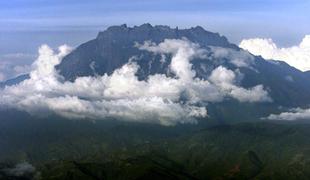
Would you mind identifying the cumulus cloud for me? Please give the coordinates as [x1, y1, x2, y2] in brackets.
[137, 39, 207, 81]
[209, 66, 271, 102]
[0, 39, 271, 126]
[239, 35, 310, 71]
[265, 107, 310, 121]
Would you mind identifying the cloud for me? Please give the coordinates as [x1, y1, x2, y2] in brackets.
[210, 46, 254, 68]
[2, 162, 36, 177]
[209, 66, 271, 102]
[137, 39, 206, 81]
[0, 72, 5, 81]
[0, 53, 34, 81]
[13, 65, 32, 75]
[239, 35, 310, 71]
[265, 107, 310, 121]
[1, 53, 34, 60]
[0, 39, 271, 126]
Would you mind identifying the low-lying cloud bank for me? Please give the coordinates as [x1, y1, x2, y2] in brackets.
[1, 162, 36, 177]
[239, 35, 310, 71]
[0, 39, 270, 126]
[266, 107, 310, 121]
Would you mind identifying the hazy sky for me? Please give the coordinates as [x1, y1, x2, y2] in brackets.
[0, 0, 310, 80]
[1, 0, 310, 45]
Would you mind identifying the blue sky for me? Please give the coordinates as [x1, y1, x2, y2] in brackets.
[1, 0, 309, 39]
[0, 0, 310, 80]
[1, 0, 310, 47]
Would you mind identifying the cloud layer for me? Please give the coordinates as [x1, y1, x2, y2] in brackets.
[0, 39, 270, 126]
[266, 107, 310, 121]
[2, 162, 36, 177]
[239, 35, 310, 71]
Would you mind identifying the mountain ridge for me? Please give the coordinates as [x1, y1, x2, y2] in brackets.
[33, 24, 310, 105]
[2, 24, 310, 121]
[56, 23, 238, 81]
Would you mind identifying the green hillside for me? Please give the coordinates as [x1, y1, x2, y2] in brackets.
[1, 115, 310, 179]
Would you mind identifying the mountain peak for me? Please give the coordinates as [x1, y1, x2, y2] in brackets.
[3, 24, 310, 116]
[59, 24, 240, 82]
[192, 25, 205, 31]
[96, 24, 235, 47]
[139, 23, 153, 29]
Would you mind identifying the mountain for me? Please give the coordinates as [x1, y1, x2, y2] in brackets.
[2, 24, 310, 179]
[54, 24, 310, 120]
[56, 24, 310, 107]
[0, 74, 29, 88]
[2, 24, 310, 121]
[56, 24, 237, 81]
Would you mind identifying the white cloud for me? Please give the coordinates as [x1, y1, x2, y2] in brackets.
[0, 72, 5, 81]
[209, 66, 271, 103]
[265, 107, 310, 121]
[0, 62, 9, 80]
[2, 53, 34, 60]
[13, 65, 31, 75]
[210, 46, 254, 68]
[0, 53, 34, 81]
[239, 35, 310, 71]
[0, 39, 271, 126]
[137, 39, 207, 81]
[3, 162, 36, 177]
